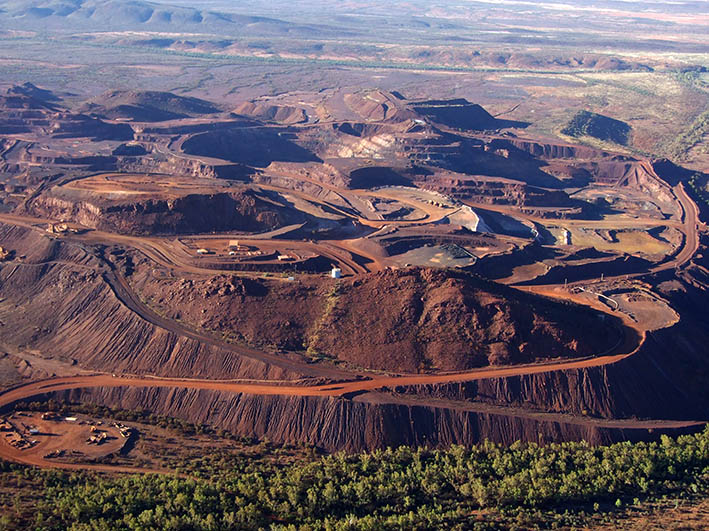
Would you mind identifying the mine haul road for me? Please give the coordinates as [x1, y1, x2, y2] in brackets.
[1, 342, 706, 474]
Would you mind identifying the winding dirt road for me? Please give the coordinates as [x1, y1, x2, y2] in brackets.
[657, 183, 700, 272]
[0, 341, 642, 407]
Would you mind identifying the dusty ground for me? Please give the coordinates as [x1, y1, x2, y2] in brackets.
[592, 498, 709, 530]
[0, 412, 127, 465]
[62, 173, 235, 198]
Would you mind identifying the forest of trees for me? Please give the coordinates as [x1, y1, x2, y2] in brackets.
[1, 425, 709, 530]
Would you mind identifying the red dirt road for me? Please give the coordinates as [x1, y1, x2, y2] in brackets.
[656, 183, 700, 272]
[0, 345, 641, 407]
[0, 326, 700, 474]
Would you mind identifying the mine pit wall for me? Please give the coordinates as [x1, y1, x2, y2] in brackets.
[506, 139, 607, 160]
[24, 386, 702, 453]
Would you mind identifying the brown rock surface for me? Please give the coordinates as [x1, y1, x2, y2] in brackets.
[309, 268, 617, 371]
[134, 266, 619, 373]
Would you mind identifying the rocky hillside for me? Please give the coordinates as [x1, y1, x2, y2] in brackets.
[133, 266, 619, 373]
[308, 268, 617, 371]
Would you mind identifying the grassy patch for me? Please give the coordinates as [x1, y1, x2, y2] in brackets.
[304, 282, 341, 361]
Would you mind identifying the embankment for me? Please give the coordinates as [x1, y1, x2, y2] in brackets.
[36, 386, 701, 452]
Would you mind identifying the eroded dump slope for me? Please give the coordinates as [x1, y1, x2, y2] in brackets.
[0, 224, 303, 380]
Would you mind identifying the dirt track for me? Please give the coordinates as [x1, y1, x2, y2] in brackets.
[0, 440, 164, 475]
[0, 345, 640, 402]
[655, 183, 700, 272]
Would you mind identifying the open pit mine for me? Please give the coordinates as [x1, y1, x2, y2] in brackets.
[0, 82, 708, 472]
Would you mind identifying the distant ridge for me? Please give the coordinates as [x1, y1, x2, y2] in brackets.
[6, 82, 61, 103]
[1, 0, 342, 37]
